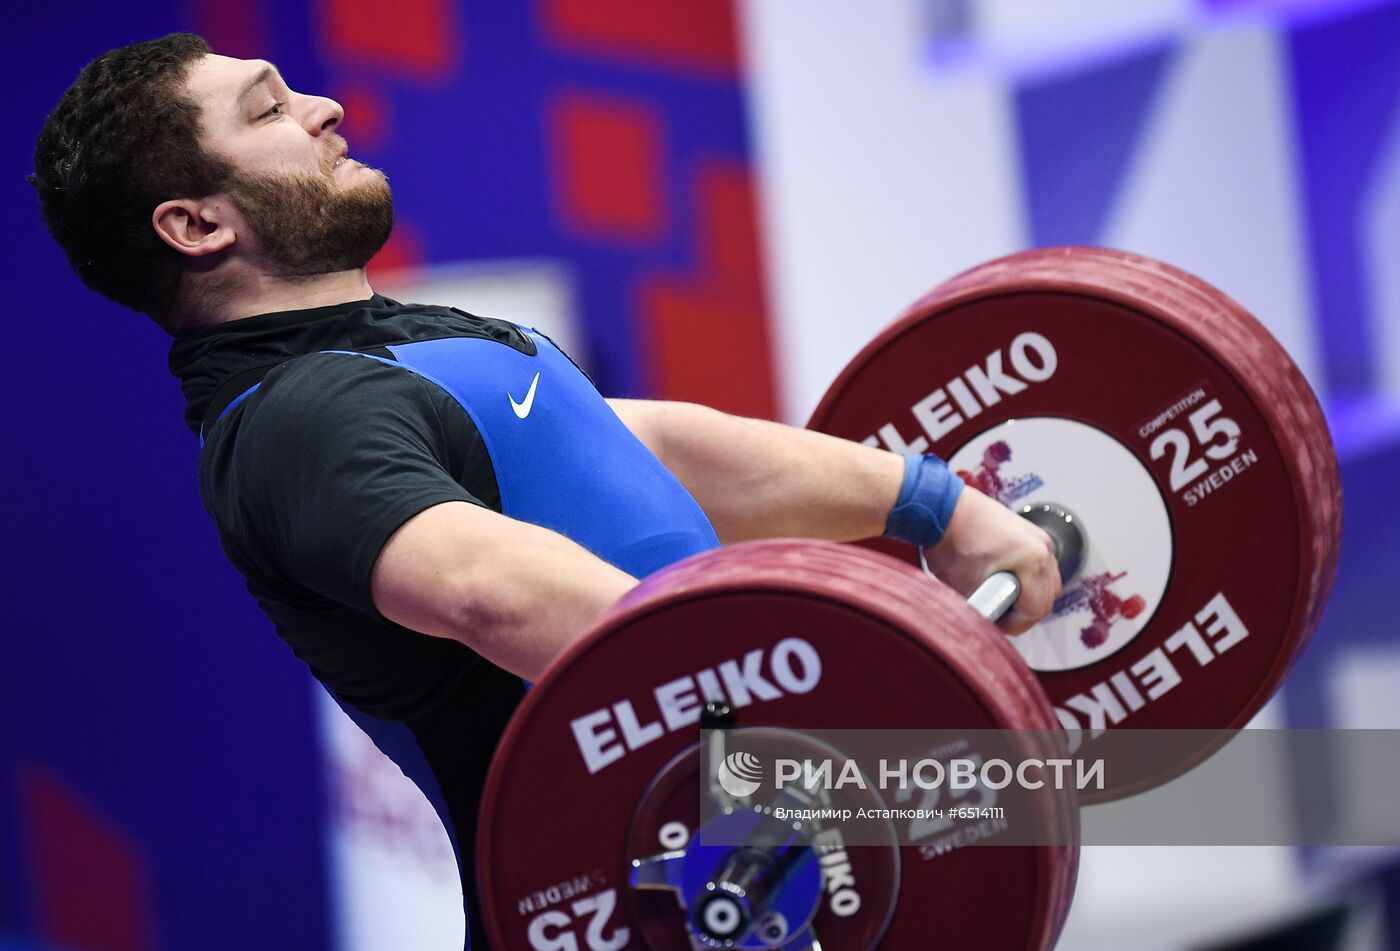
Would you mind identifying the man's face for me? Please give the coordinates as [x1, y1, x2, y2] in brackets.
[182, 53, 393, 276]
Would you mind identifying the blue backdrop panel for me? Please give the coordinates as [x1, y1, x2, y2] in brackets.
[4, 4, 331, 950]
[1288, 2, 1400, 398]
[1015, 41, 1177, 248]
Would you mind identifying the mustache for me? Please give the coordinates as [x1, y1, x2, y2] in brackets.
[324, 134, 349, 172]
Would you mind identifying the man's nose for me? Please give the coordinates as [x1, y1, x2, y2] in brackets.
[303, 95, 344, 136]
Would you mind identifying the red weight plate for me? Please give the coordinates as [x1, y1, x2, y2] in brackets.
[478, 540, 1077, 950]
[808, 246, 1343, 801]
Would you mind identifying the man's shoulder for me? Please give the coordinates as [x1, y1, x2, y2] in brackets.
[266, 348, 422, 398]
[231, 351, 444, 448]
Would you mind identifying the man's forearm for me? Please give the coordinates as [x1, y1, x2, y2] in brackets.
[610, 399, 1060, 633]
[611, 399, 904, 544]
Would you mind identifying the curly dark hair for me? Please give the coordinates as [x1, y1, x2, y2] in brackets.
[31, 33, 235, 330]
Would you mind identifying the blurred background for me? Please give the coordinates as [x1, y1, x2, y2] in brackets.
[4, 0, 1398, 948]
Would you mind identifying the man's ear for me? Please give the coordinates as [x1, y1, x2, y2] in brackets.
[152, 198, 236, 256]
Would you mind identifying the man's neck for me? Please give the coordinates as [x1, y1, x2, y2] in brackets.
[179, 268, 377, 334]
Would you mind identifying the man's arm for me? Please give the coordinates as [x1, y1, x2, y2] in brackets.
[609, 398, 1059, 632]
[371, 501, 637, 682]
[226, 354, 637, 684]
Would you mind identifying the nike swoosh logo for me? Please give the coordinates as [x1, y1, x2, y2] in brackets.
[510, 372, 541, 419]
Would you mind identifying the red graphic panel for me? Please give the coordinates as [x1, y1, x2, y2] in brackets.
[335, 83, 393, 150]
[641, 159, 778, 419]
[22, 764, 155, 951]
[539, 0, 740, 76]
[369, 219, 426, 276]
[321, 0, 461, 79]
[190, 0, 269, 59]
[696, 160, 762, 282]
[549, 91, 668, 243]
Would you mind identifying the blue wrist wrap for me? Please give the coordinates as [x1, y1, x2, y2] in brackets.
[883, 453, 964, 549]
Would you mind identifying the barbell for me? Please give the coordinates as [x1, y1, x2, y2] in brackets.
[475, 247, 1342, 950]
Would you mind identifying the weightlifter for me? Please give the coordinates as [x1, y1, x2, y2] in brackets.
[32, 35, 1060, 949]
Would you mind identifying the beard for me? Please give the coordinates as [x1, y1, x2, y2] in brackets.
[226, 164, 395, 277]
